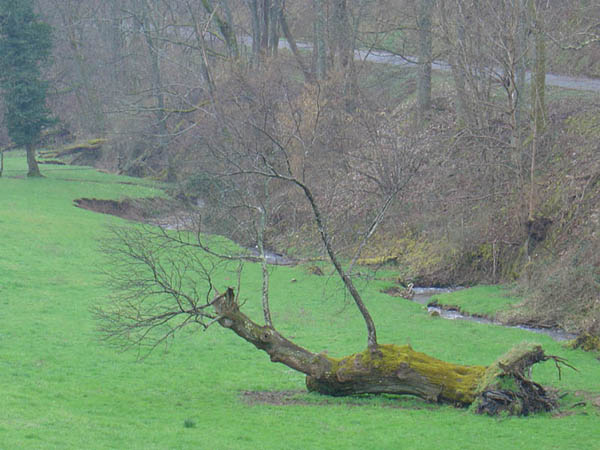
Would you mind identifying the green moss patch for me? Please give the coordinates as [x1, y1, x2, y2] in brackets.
[327, 344, 486, 404]
[566, 333, 600, 352]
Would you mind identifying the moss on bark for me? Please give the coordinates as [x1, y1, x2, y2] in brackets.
[308, 344, 485, 404]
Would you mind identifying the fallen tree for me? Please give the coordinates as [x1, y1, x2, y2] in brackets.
[96, 68, 570, 416]
[212, 287, 565, 415]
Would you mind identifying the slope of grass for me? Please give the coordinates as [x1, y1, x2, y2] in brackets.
[1, 153, 599, 449]
[429, 285, 521, 318]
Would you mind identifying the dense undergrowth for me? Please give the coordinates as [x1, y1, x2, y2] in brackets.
[509, 95, 600, 334]
[1, 153, 599, 448]
[350, 71, 600, 335]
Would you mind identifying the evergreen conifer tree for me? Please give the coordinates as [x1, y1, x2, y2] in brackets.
[0, 0, 54, 177]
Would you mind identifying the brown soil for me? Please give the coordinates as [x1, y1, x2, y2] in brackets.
[575, 391, 600, 410]
[241, 390, 308, 406]
[73, 197, 170, 222]
[240, 390, 433, 409]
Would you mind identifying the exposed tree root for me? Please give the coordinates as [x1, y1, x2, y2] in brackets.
[474, 345, 566, 415]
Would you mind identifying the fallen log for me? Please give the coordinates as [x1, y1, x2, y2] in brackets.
[213, 288, 568, 415]
[39, 139, 105, 165]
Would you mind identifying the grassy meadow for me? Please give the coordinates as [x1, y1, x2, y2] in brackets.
[1, 152, 599, 449]
[429, 286, 522, 318]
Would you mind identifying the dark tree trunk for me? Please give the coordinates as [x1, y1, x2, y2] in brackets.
[268, 0, 281, 56]
[135, 0, 176, 182]
[331, 0, 352, 71]
[26, 144, 43, 177]
[279, 6, 313, 81]
[313, 0, 327, 79]
[201, 0, 239, 59]
[417, 0, 434, 124]
[440, 1, 474, 128]
[261, 0, 271, 55]
[530, 0, 546, 135]
[249, 0, 261, 59]
[248, 0, 281, 62]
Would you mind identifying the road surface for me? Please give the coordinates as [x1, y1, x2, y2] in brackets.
[278, 39, 600, 93]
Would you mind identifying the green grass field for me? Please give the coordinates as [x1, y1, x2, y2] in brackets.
[1, 152, 599, 449]
[429, 285, 521, 318]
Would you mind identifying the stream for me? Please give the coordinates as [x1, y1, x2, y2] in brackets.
[76, 199, 578, 341]
[412, 287, 577, 342]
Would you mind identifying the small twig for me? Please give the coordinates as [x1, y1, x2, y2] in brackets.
[545, 354, 578, 381]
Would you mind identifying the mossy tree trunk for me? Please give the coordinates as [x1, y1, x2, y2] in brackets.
[213, 289, 559, 414]
[527, 0, 547, 226]
[306, 344, 485, 404]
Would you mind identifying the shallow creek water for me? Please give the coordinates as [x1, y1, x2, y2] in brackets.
[412, 287, 577, 342]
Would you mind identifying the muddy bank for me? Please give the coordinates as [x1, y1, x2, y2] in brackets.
[73, 196, 297, 265]
[240, 390, 435, 409]
[73, 197, 171, 222]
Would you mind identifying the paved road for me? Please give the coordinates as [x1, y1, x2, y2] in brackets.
[279, 40, 600, 93]
[356, 49, 600, 93]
